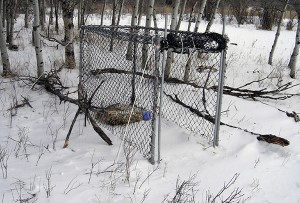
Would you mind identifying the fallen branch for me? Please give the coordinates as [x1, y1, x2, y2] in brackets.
[7, 95, 33, 111]
[92, 68, 300, 100]
[164, 92, 290, 147]
[27, 70, 112, 146]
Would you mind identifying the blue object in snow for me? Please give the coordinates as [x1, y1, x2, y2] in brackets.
[142, 111, 152, 121]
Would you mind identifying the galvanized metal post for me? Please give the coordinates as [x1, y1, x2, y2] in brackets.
[213, 16, 226, 147]
[150, 36, 160, 164]
[157, 14, 168, 164]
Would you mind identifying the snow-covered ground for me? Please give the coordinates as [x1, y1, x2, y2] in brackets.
[0, 14, 300, 202]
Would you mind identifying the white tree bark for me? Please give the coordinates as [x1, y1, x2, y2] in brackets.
[268, 0, 289, 65]
[137, 0, 144, 26]
[117, 0, 124, 26]
[33, 0, 44, 77]
[165, 0, 180, 79]
[188, 1, 198, 32]
[126, 0, 140, 60]
[61, 0, 76, 69]
[205, 0, 221, 32]
[194, 0, 207, 32]
[176, 0, 187, 31]
[0, 0, 11, 76]
[100, 0, 106, 26]
[8, 0, 16, 49]
[288, 15, 300, 78]
[145, 0, 155, 28]
[25, 0, 29, 28]
[142, 0, 155, 68]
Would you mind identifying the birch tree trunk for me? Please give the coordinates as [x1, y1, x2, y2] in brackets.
[8, 0, 16, 50]
[0, 0, 11, 76]
[187, 1, 197, 32]
[137, 0, 144, 26]
[268, 0, 289, 65]
[0, 0, 3, 26]
[126, 0, 139, 60]
[205, 0, 221, 32]
[78, 0, 82, 27]
[194, 0, 207, 32]
[117, 0, 124, 26]
[50, 0, 54, 25]
[288, 15, 300, 79]
[25, 0, 29, 28]
[100, 0, 106, 26]
[164, 0, 180, 79]
[39, 0, 45, 31]
[176, 0, 187, 31]
[54, 0, 59, 34]
[61, 0, 76, 69]
[6, 0, 10, 43]
[141, 0, 155, 69]
[33, 0, 44, 77]
[109, 0, 118, 52]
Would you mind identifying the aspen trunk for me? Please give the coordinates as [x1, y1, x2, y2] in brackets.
[288, 15, 300, 79]
[141, 0, 155, 69]
[109, 0, 118, 52]
[100, 0, 106, 26]
[268, 0, 289, 65]
[205, 0, 221, 32]
[187, 1, 197, 32]
[117, 0, 124, 26]
[126, 0, 139, 60]
[49, 0, 54, 25]
[164, 0, 180, 79]
[0, 0, 11, 76]
[33, 0, 44, 77]
[54, 0, 59, 34]
[137, 0, 144, 26]
[176, 0, 187, 31]
[194, 0, 207, 32]
[39, 0, 45, 31]
[8, 0, 16, 50]
[61, 0, 76, 69]
[25, 0, 29, 28]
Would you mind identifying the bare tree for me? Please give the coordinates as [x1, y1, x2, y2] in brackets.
[49, 0, 54, 25]
[117, 0, 125, 26]
[228, 0, 251, 26]
[0, 0, 11, 76]
[100, 0, 106, 26]
[288, 2, 300, 78]
[194, 0, 207, 32]
[176, 0, 187, 31]
[25, 0, 29, 28]
[141, 0, 155, 68]
[39, 0, 46, 31]
[8, 0, 17, 50]
[164, 0, 180, 79]
[205, 0, 221, 32]
[268, 0, 290, 65]
[187, 1, 197, 32]
[61, 0, 76, 69]
[54, 0, 59, 34]
[33, 0, 44, 77]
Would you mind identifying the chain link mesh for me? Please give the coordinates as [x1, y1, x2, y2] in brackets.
[80, 25, 226, 160]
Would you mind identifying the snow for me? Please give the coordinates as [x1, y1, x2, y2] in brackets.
[0, 13, 300, 203]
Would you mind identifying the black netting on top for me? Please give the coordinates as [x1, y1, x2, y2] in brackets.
[80, 25, 227, 160]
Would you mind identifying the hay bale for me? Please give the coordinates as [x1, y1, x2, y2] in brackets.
[95, 103, 152, 126]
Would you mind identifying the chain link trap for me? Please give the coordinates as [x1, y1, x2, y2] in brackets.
[79, 25, 227, 164]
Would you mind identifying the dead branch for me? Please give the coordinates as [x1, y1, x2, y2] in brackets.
[25, 70, 112, 146]
[92, 68, 300, 100]
[164, 92, 290, 146]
